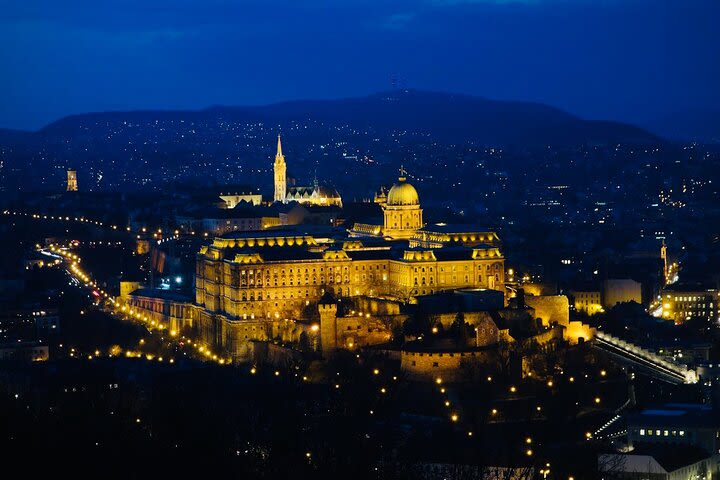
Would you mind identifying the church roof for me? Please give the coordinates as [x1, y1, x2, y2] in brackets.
[287, 185, 341, 199]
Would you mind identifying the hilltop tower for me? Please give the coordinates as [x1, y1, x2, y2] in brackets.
[273, 134, 286, 203]
[67, 170, 78, 192]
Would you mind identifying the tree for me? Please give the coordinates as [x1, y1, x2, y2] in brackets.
[450, 312, 470, 345]
[391, 323, 405, 346]
[298, 331, 311, 352]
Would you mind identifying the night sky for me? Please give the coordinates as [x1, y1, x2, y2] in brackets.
[2, 0, 719, 130]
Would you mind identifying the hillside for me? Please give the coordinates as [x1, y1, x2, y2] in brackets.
[36, 90, 659, 146]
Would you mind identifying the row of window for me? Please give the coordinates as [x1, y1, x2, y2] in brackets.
[672, 295, 714, 302]
[638, 428, 685, 437]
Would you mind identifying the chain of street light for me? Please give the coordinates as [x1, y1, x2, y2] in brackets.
[45, 242, 232, 366]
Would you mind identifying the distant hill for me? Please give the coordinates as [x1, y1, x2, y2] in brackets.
[0, 128, 34, 144]
[35, 90, 658, 146]
[641, 110, 720, 143]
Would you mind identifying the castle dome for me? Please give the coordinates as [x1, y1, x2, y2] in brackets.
[387, 176, 419, 206]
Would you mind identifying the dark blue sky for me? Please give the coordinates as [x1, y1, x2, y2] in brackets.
[2, 0, 719, 130]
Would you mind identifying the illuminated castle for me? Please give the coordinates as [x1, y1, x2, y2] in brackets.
[130, 165, 504, 361]
[273, 135, 342, 207]
[188, 170, 505, 359]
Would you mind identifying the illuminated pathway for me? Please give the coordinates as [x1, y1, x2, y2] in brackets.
[43, 242, 232, 366]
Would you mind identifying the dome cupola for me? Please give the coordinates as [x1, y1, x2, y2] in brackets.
[387, 172, 419, 206]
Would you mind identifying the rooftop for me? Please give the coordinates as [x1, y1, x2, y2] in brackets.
[129, 288, 192, 303]
[418, 224, 495, 234]
[627, 403, 720, 428]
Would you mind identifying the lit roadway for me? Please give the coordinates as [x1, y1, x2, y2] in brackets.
[41, 241, 232, 366]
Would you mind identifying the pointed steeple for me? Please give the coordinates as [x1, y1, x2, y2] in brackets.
[273, 133, 287, 203]
[276, 134, 284, 161]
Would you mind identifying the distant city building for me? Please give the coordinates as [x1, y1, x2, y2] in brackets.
[603, 278, 643, 308]
[66, 170, 78, 192]
[599, 446, 718, 480]
[0, 342, 49, 362]
[571, 290, 603, 315]
[625, 403, 720, 455]
[0, 308, 59, 341]
[661, 285, 718, 324]
[177, 205, 282, 235]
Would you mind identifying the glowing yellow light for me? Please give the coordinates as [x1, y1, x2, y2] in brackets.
[450, 414, 458, 422]
[435, 378, 442, 385]
[373, 369, 380, 375]
[510, 386, 517, 393]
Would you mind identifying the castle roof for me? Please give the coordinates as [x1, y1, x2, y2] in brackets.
[387, 176, 419, 206]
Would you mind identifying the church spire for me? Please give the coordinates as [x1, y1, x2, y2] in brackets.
[274, 133, 287, 203]
[276, 134, 283, 161]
